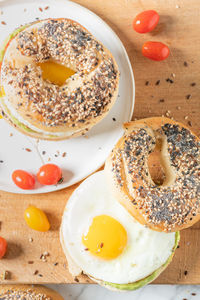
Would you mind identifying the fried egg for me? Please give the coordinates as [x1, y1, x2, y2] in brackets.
[60, 171, 177, 285]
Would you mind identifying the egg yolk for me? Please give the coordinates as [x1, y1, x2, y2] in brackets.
[37, 61, 75, 86]
[82, 215, 127, 260]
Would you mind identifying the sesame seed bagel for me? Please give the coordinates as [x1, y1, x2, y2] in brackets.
[0, 284, 64, 299]
[105, 117, 200, 232]
[0, 18, 119, 140]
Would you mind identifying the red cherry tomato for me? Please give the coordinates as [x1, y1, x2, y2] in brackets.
[0, 237, 7, 259]
[37, 164, 62, 185]
[142, 41, 170, 61]
[12, 170, 35, 190]
[133, 10, 159, 33]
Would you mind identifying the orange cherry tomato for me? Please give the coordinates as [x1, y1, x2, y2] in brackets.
[12, 170, 35, 190]
[133, 10, 159, 33]
[24, 206, 50, 232]
[0, 237, 7, 259]
[37, 164, 62, 185]
[142, 41, 170, 61]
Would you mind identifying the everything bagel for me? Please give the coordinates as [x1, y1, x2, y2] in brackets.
[0, 284, 64, 299]
[105, 117, 200, 232]
[0, 18, 119, 140]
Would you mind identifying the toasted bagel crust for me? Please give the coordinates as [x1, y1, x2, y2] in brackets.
[0, 18, 119, 140]
[0, 285, 64, 299]
[105, 117, 200, 232]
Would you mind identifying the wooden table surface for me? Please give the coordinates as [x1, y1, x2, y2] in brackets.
[0, 0, 200, 284]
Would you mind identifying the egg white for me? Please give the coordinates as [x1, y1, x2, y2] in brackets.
[61, 170, 176, 284]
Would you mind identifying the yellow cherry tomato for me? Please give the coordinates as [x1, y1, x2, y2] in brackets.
[24, 206, 50, 232]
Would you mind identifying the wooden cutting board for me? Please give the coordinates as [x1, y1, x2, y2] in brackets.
[0, 0, 200, 284]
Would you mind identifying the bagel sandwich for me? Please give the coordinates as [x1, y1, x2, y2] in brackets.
[0, 18, 119, 140]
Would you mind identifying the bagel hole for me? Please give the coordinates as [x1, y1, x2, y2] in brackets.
[147, 138, 166, 186]
[37, 60, 76, 86]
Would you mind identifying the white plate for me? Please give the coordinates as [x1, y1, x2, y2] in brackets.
[0, 0, 135, 194]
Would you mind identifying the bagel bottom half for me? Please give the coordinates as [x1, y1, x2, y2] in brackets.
[60, 169, 180, 292]
[0, 284, 64, 299]
[60, 229, 179, 291]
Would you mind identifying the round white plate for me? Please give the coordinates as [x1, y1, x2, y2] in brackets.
[0, 0, 135, 194]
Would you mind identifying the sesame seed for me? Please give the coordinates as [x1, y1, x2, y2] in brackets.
[62, 152, 67, 157]
[155, 80, 160, 85]
[166, 78, 174, 84]
[186, 94, 191, 100]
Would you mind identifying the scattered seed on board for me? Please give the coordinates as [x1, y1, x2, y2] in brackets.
[155, 80, 160, 85]
[186, 94, 191, 100]
[166, 78, 174, 84]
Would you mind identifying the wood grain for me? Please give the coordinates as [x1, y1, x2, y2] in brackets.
[0, 0, 200, 284]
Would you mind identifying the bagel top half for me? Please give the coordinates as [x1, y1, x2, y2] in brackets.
[0, 18, 119, 140]
[105, 117, 200, 232]
[0, 284, 64, 299]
